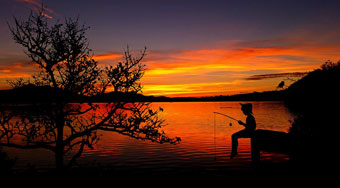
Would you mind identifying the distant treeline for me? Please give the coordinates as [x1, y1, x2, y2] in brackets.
[1, 60, 339, 104]
[0, 84, 286, 104]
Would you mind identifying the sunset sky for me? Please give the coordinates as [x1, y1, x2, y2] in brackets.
[1, 0, 340, 97]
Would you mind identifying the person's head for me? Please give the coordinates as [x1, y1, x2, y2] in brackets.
[240, 103, 253, 115]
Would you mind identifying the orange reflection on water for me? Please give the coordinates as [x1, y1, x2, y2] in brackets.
[3, 101, 294, 172]
[90, 102, 294, 160]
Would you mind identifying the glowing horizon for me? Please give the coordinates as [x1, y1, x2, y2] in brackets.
[1, 42, 338, 97]
[1, 0, 340, 97]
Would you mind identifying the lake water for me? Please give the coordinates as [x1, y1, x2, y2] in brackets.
[3, 101, 295, 177]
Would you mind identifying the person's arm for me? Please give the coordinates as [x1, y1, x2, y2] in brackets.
[238, 120, 245, 126]
[238, 116, 253, 128]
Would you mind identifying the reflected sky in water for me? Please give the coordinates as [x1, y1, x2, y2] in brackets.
[3, 101, 294, 175]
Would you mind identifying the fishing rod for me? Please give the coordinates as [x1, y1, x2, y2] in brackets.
[213, 112, 240, 122]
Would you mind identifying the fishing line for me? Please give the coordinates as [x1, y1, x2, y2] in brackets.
[214, 112, 216, 160]
[213, 111, 240, 160]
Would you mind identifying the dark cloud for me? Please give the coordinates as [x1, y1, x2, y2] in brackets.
[245, 72, 308, 81]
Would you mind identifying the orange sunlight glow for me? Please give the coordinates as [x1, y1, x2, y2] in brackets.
[93, 52, 123, 61]
[2, 41, 340, 97]
[141, 43, 340, 97]
[142, 81, 242, 96]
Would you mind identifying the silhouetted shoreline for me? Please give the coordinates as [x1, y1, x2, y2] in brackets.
[0, 85, 286, 104]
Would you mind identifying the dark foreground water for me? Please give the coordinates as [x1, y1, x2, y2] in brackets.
[3, 101, 296, 177]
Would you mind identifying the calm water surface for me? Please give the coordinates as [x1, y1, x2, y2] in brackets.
[4, 101, 295, 176]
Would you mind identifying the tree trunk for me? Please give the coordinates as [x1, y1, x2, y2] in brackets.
[55, 104, 65, 172]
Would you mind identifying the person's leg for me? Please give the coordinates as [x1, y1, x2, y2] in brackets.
[231, 130, 251, 159]
[231, 131, 242, 158]
[231, 133, 238, 154]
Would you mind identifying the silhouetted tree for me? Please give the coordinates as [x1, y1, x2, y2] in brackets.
[1, 8, 179, 173]
[286, 60, 340, 169]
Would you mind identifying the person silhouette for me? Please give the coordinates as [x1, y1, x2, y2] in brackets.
[230, 103, 256, 159]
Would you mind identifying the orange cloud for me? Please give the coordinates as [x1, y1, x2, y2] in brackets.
[93, 52, 123, 61]
[2, 36, 340, 97]
[141, 41, 340, 97]
[0, 61, 36, 72]
[142, 81, 241, 96]
[93, 52, 124, 66]
[0, 61, 38, 81]
[17, 0, 55, 19]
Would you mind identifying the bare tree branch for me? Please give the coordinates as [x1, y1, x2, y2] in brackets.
[2, 6, 180, 172]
